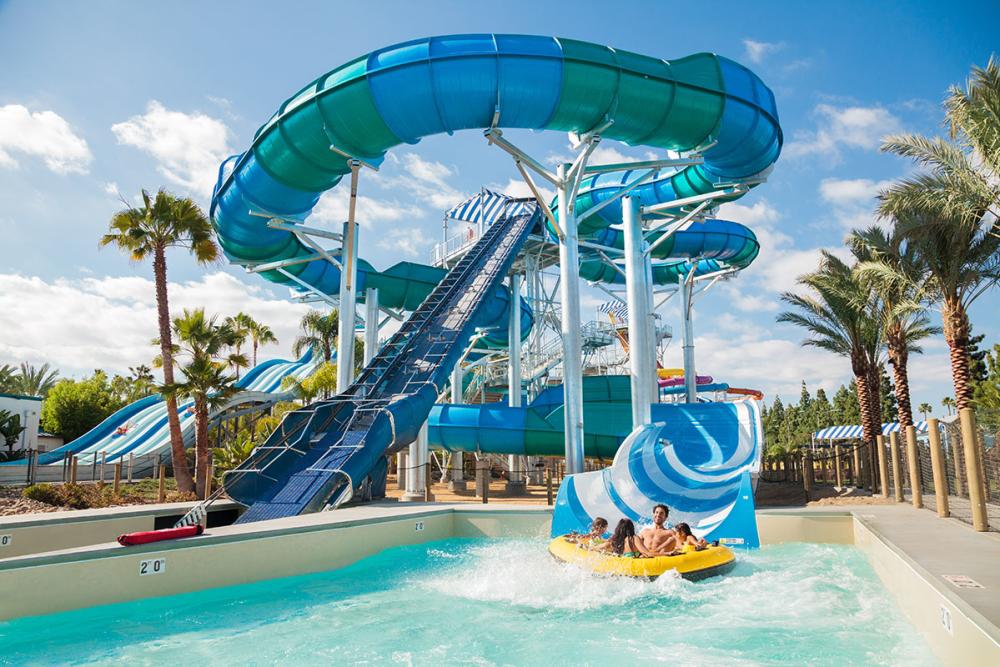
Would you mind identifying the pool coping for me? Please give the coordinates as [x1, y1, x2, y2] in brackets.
[1, 503, 998, 665]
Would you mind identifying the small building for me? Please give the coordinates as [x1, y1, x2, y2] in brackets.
[0, 392, 42, 452]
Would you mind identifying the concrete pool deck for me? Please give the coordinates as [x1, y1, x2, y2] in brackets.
[0, 502, 998, 665]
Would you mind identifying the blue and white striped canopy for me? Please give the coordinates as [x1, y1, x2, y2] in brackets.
[445, 188, 534, 224]
[813, 421, 930, 440]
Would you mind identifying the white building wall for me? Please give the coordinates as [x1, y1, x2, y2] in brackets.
[0, 393, 42, 452]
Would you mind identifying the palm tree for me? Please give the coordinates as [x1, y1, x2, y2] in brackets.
[918, 403, 933, 420]
[224, 312, 252, 379]
[0, 410, 26, 453]
[879, 59, 1000, 410]
[850, 226, 941, 427]
[0, 364, 16, 392]
[12, 363, 59, 398]
[247, 318, 278, 367]
[942, 396, 957, 416]
[879, 57, 1000, 234]
[778, 252, 884, 485]
[100, 189, 217, 493]
[293, 310, 339, 363]
[161, 309, 238, 498]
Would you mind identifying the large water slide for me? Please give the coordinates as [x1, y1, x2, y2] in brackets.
[207, 34, 780, 523]
[20, 351, 320, 469]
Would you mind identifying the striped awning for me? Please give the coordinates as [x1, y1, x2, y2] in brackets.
[813, 421, 930, 440]
[445, 188, 534, 224]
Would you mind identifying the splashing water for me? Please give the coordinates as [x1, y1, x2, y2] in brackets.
[0, 539, 937, 666]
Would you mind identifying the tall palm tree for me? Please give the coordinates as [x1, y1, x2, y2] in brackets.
[778, 252, 884, 484]
[879, 57, 1000, 233]
[879, 58, 1000, 410]
[918, 403, 933, 420]
[161, 309, 238, 498]
[224, 313, 252, 379]
[12, 363, 59, 398]
[850, 226, 941, 427]
[888, 212, 999, 409]
[100, 189, 217, 493]
[293, 310, 339, 363]
[247, 318, 278, 366]
[942, 396, 957, 416]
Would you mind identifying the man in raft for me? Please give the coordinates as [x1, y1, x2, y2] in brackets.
[639, 504, 678, 555]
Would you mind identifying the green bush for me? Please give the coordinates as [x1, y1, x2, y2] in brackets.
[22, 483, 62, 506]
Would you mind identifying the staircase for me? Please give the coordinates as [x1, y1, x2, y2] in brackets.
[225, 202, 541, 524]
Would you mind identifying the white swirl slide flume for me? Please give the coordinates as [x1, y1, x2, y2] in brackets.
[550, 400, 763, 548]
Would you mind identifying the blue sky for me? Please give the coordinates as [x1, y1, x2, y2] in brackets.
[1, 0, 997, 416]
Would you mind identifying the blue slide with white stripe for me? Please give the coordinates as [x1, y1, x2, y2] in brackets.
[26, 350, 321, 467]
[550, 400, 763, 548]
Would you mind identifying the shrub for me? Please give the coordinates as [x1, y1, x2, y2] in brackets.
[22, 483, 62, 506]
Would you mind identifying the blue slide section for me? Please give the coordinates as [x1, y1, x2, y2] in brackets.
[550, 401, 763, 548]
[22, 350, 321, 467]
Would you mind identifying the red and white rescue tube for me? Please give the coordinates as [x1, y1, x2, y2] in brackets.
[117, 524, 204, 546]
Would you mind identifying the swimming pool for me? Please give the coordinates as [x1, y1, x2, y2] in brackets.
[0, 539, 935, 665]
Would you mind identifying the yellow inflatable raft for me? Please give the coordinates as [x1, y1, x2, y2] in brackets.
[547, 536, 736, 580]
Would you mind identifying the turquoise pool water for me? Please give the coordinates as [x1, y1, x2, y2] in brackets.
[0, 539, 936, 666]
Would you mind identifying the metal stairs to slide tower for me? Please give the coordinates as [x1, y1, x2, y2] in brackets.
[217, 202, 541, 525]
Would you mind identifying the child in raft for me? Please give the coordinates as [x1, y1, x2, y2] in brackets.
[596, 518, 655, 558]
[566, 517, 608, 547]
[672, 522, 709, 551]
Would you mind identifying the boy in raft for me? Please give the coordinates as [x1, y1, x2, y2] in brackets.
[639, 504, 679, 555]
[673, 522, 708, 550]
[566, 517, 608, 547]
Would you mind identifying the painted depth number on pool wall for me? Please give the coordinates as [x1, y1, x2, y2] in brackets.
[139, 558, 167, 576]
[0, 534, 11, 548]
[415, 521, 425, 532]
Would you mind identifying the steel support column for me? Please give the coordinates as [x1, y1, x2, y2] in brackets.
[557, 163, 585, 474]
[336, 162, 361, 393]
[623, 195, 654, 427]
[507, 274, 526, 492]
[401, 421, 429, 502]
[679, 271, 697, 403]
[449, 362, 466, 491]
[363, 287, 379, 365]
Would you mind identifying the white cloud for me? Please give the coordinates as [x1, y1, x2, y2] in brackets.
[376, 227, 431, 259]
[489, 177, 555, 203]
[742, 39, 784, 65]
[111, 101, 231, 199]
[818, 177, 894, 230]
[716, 197, 851, 306]
[680, 329, 851, 401]
[0, 271, 312, 379]
[0, 104, 93, 174]
[103, 181, 120, 196]
[386, 152, 468, 211]
[785, 104, 902, 162]
[312, 188, 423, 229]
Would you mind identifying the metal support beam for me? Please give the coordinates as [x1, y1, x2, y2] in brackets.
[507, 274, 525, 490]
[401, 421, 429, 502]
[557, 163, 585, 474]
[449, 363, 466, 491]
[680, 268, 698, 403]
[336, 161, 361, 393]
[645, 200, 712, 256]
[623, 195, 655, 428]
[643, 187, 745, 217]
[363, 287, 379, 365]
[277, 267, 338, 308]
